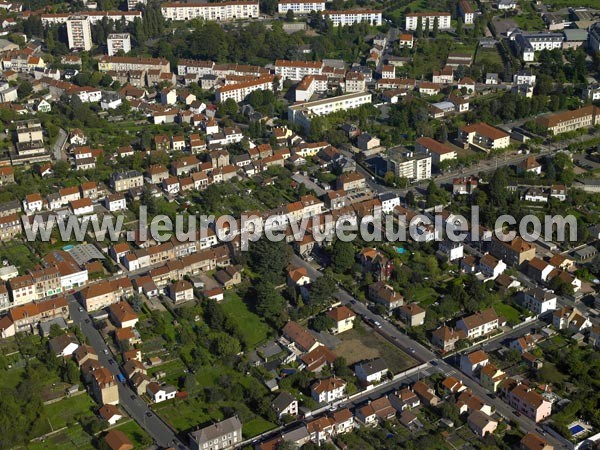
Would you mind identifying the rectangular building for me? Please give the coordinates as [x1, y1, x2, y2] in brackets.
[67, 15, 92, 51]
[288, 92, 372, 130]
[405, 12, 452, 31]
[161, 1, 259, 21]
[107, 33, 131, 56]
[277, 0, 325, 14]
[535, 105, 598, 136]
[324, 9, 382, 27]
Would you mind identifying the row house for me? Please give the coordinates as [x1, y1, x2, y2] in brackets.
[0, 213, 21, 241]
[79, 277, 133, 311]
[490, 237, 536, 266]
[536, 105, 598, 136]
[111, 170, 143, 192]
[98, 56, 170, 74]
[9, 265, 61, 304]
[8, 296, 69, 334]
[502, 380, 552, 422]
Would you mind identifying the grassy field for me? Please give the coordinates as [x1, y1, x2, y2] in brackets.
[335, 326, 417, 373]
[242, 417, 275, 437]
[0, 242, 37, 272]
[44, 394, 96, 430]
[0, 365, 24, 389]
[112, 420, 152, 449]
[494, 303, 522, 324]
[411, 286, 439, 306]
[220, 292, 272, 348]
[26, 424, 95, 450]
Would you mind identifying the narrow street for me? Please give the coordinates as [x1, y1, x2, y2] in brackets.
[290, 255, 566, 449]
[67, 295, 187, 450]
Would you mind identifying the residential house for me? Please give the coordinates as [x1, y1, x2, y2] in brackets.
[397, 303, 426, 327]
[168, 280, 194, 304]
[368, 281, 404, 312]
[355, 358, 389, 385]
[325, 305, 356, 334]
[311, 377, 346, 403]
[109, 301, 138, 328]
[468, 410, 498, 438]
[521, 288, 557, 316]
[90, 367, 119, 405]
[282, 321, 319, 353]
[413, 380, 441, 406]
[146, 381, 177, 403]
[271, 392, 298, 419]
[189, 416, 243, 450]
[460, 350, 489, 377]
[456, 308, 499, 339]
[480, 363, 506, 392]
[431, 326, 467, 352]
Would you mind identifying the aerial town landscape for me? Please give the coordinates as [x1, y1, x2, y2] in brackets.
[0, 0, 599, 449]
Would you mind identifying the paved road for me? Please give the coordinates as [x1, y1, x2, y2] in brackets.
[68, 295, 187, 450]
[52, 128, 67, 161]
[289, 255, 565, 448]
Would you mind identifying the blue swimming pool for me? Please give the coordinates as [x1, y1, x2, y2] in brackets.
[62, 244, 75, 251]
[395, 247, 406, 254]
[570, 424, 584, 435]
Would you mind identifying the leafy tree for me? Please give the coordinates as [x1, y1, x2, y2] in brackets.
[331, 240, 354, 273]
[17, 80, 32, 98]
[311, 314, 335, 332]
[254, 281, 288, 327]
[308, 274, 335, 306]
[249, 239, 291, 284]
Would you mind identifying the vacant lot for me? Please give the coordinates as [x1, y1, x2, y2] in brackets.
[335, 326, 417, 374]
[44, 394, 96, 430]
[221, 292, 272, 348]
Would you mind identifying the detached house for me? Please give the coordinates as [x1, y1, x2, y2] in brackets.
[522, 288, 557, 316]
[460, 350, 489, 377]
[456, 308, 499, 339]
[368, 281, 404, 312]
[326, 306, 356, 334]
[355, 358, 389, 385]
[311, 377, 346, 403]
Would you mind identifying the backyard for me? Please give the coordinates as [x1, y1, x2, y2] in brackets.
[220, 291, 273, 348]
[335, 324, 417, 373]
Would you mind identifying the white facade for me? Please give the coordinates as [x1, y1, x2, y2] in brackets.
[275, 60, 323, 82]
[215, 76, 274, 103]
[67, 16, 92, 51]
[161, 1, 259, 21]
[288, 92, 372, 130]
[107, 33, 131, 56]
[277, 0, 325, 14]
[324, 10, 383, 27]
[523, 289, 557, 315]
[405, 13, 451, 31]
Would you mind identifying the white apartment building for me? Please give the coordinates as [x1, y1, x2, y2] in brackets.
[274, 59, 323, 81]
[161, 1, 259, 21]
[522, 288, 557, 315]
[513, 71, 536, 86]
[215, 76, 274, 103]
[387, 150, 432, 181]
[288, 92, 372, 130]
[107, 33, 131, 56]
[458, 0, 474, 25]
[405, 12, 451, 31]
[177, 59, 215, 77]
[512, 32, 563, 62]
[324, 9, 383, 27]
[41, 11, 141, 26]
[277, 0, 325, 14]
[67, 15, 92, 51]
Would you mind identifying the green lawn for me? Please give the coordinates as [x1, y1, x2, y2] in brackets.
[112, 420, 153, 449]
[147, 358, 187, 386]
[26, 424, 95, 450]
[154, 396, 216, 433]
[0, 366, 24, 389]
[242, 417, 276, 438]
[494, 303, 522, 325]
[44, 394, 96, 430]
[412, 286, 438, 306]
[220, 292, 271, 348]
[0, 243, 37, 273]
